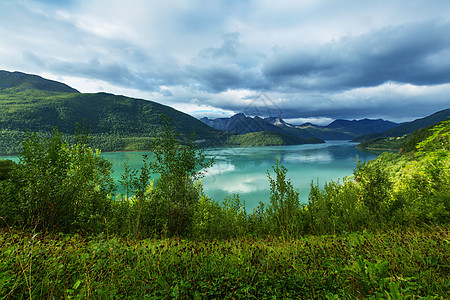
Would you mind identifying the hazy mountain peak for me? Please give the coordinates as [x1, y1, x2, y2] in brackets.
[231, 113, 246, 118]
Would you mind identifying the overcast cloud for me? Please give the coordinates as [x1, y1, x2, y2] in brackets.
[1, 0, 450, 124]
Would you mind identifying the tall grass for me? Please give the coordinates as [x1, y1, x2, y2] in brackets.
[1, 226, 448, 299]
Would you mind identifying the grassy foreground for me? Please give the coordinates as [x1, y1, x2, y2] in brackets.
[1, 226, 448, 299]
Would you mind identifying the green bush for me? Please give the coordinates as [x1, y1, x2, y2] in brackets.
[0, 159, 17, 181]
[1, 128, 116, 232]
[148, 116, 215, 237]
[1, 117, 449, 239]
[306, 178, 369, 235]
[266, 159, 303, 237]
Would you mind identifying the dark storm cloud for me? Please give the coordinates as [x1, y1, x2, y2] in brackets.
[263, 20, 450, 91]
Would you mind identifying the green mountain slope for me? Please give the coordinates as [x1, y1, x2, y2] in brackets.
[356, 118, 450, 152]
[0, 70, 233, 154]
[224, 131, 324, 146]
[1, 71, 326, 154]
[0, 91, 219, 136]
[0, 90, 228, 154]
[353, 108, 450, 142]
[0, 70, 79, 93]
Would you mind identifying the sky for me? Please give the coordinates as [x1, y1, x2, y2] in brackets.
[1, 0, 450, 125]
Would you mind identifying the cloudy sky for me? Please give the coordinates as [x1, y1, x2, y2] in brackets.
[1, 0, 450, 124]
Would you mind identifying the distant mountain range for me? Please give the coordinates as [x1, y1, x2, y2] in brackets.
[1, 70, 448, 155]
[353, 108, 450, 142]
[355, 108, 450, 151]
[0, 71, 225, 154]
[0, 70, 321, 154]
[201, 114, 400, 140]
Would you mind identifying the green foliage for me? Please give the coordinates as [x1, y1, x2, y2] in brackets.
[293, 120, 449, 235]
[225, 131, 323, 146]
[192, 194, 248, 239]
[0, 128, 115, 232]
[307, 178, 369, 235]
[110, 155, 163, 238]
[354, 159, 392, 222]
[0, 89, 225, 155]
[0, 111, 449, 298]
[0, 159, 17, 181]
[1, 227, 448, 299]
[149, 116, 215, 237]
[266, 159, 302, 236]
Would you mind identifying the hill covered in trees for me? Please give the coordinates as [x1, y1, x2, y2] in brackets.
[0, 71, 327, 154]
[0, 70, 79, 93]
[353, 108, 450, 142]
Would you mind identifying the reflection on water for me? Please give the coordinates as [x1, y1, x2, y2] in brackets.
[0, 141, 378, 211]
[204, 162, 235, 176]
[283, 151, 333, 164]
[200, 141, 378, 210]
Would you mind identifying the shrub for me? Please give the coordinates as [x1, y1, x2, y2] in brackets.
[148, 116, 215, 237]
[0, 159, 17, 181]
[2, 128, 115, 232]
[265, 159, 302, 237]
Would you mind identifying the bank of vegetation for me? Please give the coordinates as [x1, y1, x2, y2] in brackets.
[0, 118, 449, 299]
[224, 131, 324, 146]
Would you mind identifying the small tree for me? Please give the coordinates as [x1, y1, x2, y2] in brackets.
[0, 159, 17, 181]
[11, 128, 115, 232]
[354, 160, 392, 224]
[150, 116, 215, 236]
[266, 159, 301, 237]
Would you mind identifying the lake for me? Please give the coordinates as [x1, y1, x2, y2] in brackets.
[1, 141, 378, 211]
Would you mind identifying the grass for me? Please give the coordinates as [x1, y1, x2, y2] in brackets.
[1, 226, 448, 299]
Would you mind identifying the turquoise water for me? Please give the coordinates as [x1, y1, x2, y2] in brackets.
[199, 141, 378, 210]
[1, 141, 378, 211]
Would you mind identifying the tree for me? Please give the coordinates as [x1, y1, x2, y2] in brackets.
[0, 159, 17, 181]
[9, 128, 115, 232]
[150, 116, 215, 236]
[266, 159, 301, 236]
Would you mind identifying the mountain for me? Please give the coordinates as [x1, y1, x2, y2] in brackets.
[0, 70, 79, 93]
[0, 70, 323, 155]
[201, 114, 318, 140]
[200, 113, 285, 135]
[202, 114, 399, 141]
[356, 117, 449, 152]
[265, 117, 353, 140]
[264, 117, 398, 140]
[326, 119, 399, 136]
[353, 108, 450, 142]
[0, 71, 227, 154]
[292, 123, 355, 140]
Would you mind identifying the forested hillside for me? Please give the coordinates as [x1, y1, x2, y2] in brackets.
[0, 71, 325, 154]
[353, 108, 450, 142]
[0, 71, 229, 154]
[0, 70, 79, 93]
[224, 131, 324, 146]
